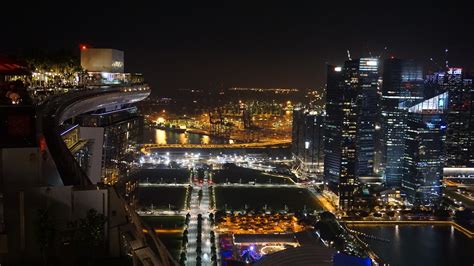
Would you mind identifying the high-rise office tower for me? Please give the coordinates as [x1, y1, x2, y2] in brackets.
[402, 92, 448, 205]
[425, 68, 473, 168]
[323, 65, 343, 186]
[292, 107, 306, 160]
[444, 68, 473, 168]
[324, 65, 351, 208]
[381, 58, 424, 188]
[292, 107, 325, 179]
[324, 58, 379, 210]
[471, 81, 474, 167]
[350, 58, 380, 177]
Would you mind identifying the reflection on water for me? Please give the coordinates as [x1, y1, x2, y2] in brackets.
[179, 133, 186, 144]
[155, 129, 167, 144]
[144, 128, 229, 145]
[350, 225, 473, 266]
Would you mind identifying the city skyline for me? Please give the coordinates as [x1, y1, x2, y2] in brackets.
[1, 3, 473, 265]
[2, 1, 474, 93]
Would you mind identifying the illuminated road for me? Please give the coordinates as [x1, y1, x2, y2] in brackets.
[444, 188, 474, 209]
[306, 186, 337, 213]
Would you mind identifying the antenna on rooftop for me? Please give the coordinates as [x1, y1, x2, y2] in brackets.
[378, 46, 388, 59]
[444, 48, 449, 69]
[429, 57, 443, 71]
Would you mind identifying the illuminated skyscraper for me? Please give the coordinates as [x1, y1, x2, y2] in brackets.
[424, 68, 473, 169]
[292, 107, 325, 179]
[381, 58, 424, 188]
[323, 58, 379, 210]
[443, 69, 473, 168]
[402, 92, 448, 205]
[351, 58, 380, 177]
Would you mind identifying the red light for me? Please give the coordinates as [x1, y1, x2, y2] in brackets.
[390, 55, 395, 59]
[81, 45, 87, 50]
[39, 135, 47, 154]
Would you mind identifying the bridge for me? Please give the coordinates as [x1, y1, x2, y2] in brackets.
[139, 182, 298, 188]
[140, 140, 290, 151]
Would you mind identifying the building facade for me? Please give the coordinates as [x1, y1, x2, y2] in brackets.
[323, 58, 380, 210]
[402, 92, 448, 205]
[381, 58, 424, 188]
[324, 63, 358, 210]
[292, 107, 325, 179]
[425, 68, 473, 168]
[79, 106, 143, 185]
[350, 58, 380, 177]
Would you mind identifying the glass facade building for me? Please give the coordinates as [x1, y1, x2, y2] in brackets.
[324, 58, 379, 210]
[292, 107, 325, 179]
[381, 58, 424, 188]
[352, 58, 380, 177]
[425, 68, 473, 168]
[324, 65, 345, 190]
[402, 92, 448, 205]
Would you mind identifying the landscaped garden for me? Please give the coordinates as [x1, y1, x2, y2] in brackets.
[214, 187, 322, 212]
[138, 186, 188, 210]
[211, 166, 294, 185]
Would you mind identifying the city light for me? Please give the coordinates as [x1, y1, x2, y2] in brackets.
[3, 5, 472, 266]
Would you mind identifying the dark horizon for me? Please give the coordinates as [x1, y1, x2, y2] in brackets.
[2, 1, 474, 94]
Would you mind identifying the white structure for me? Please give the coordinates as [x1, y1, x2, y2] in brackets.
[81, 48, 124, 73]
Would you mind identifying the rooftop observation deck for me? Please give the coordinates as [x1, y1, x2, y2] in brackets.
[38, 84, 150, 185]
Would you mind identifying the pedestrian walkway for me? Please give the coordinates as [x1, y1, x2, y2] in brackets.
[186, 171, 213, 265]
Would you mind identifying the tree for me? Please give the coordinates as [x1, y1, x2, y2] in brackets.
[196, 246, 202, 255]
[179, 252, 187, 265]
[198, 189, 203, 202]
[211, 245, 217, 254]
[77, 209, 107, 257]
[182, 234, 188, 246]
[35, 209, 56, 265]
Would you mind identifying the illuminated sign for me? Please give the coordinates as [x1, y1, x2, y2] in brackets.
[447, 68, 462, 75]
[334, 66, 342, 72]
[366, 60, 378, 66]
[112, 61, 124, 68]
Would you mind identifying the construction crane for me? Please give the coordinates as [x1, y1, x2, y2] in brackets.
[208, 107, 233, 139]
[241, 104, 262, 143]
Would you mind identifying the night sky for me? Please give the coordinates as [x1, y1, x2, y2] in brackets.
[3, 1, 473, 95]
